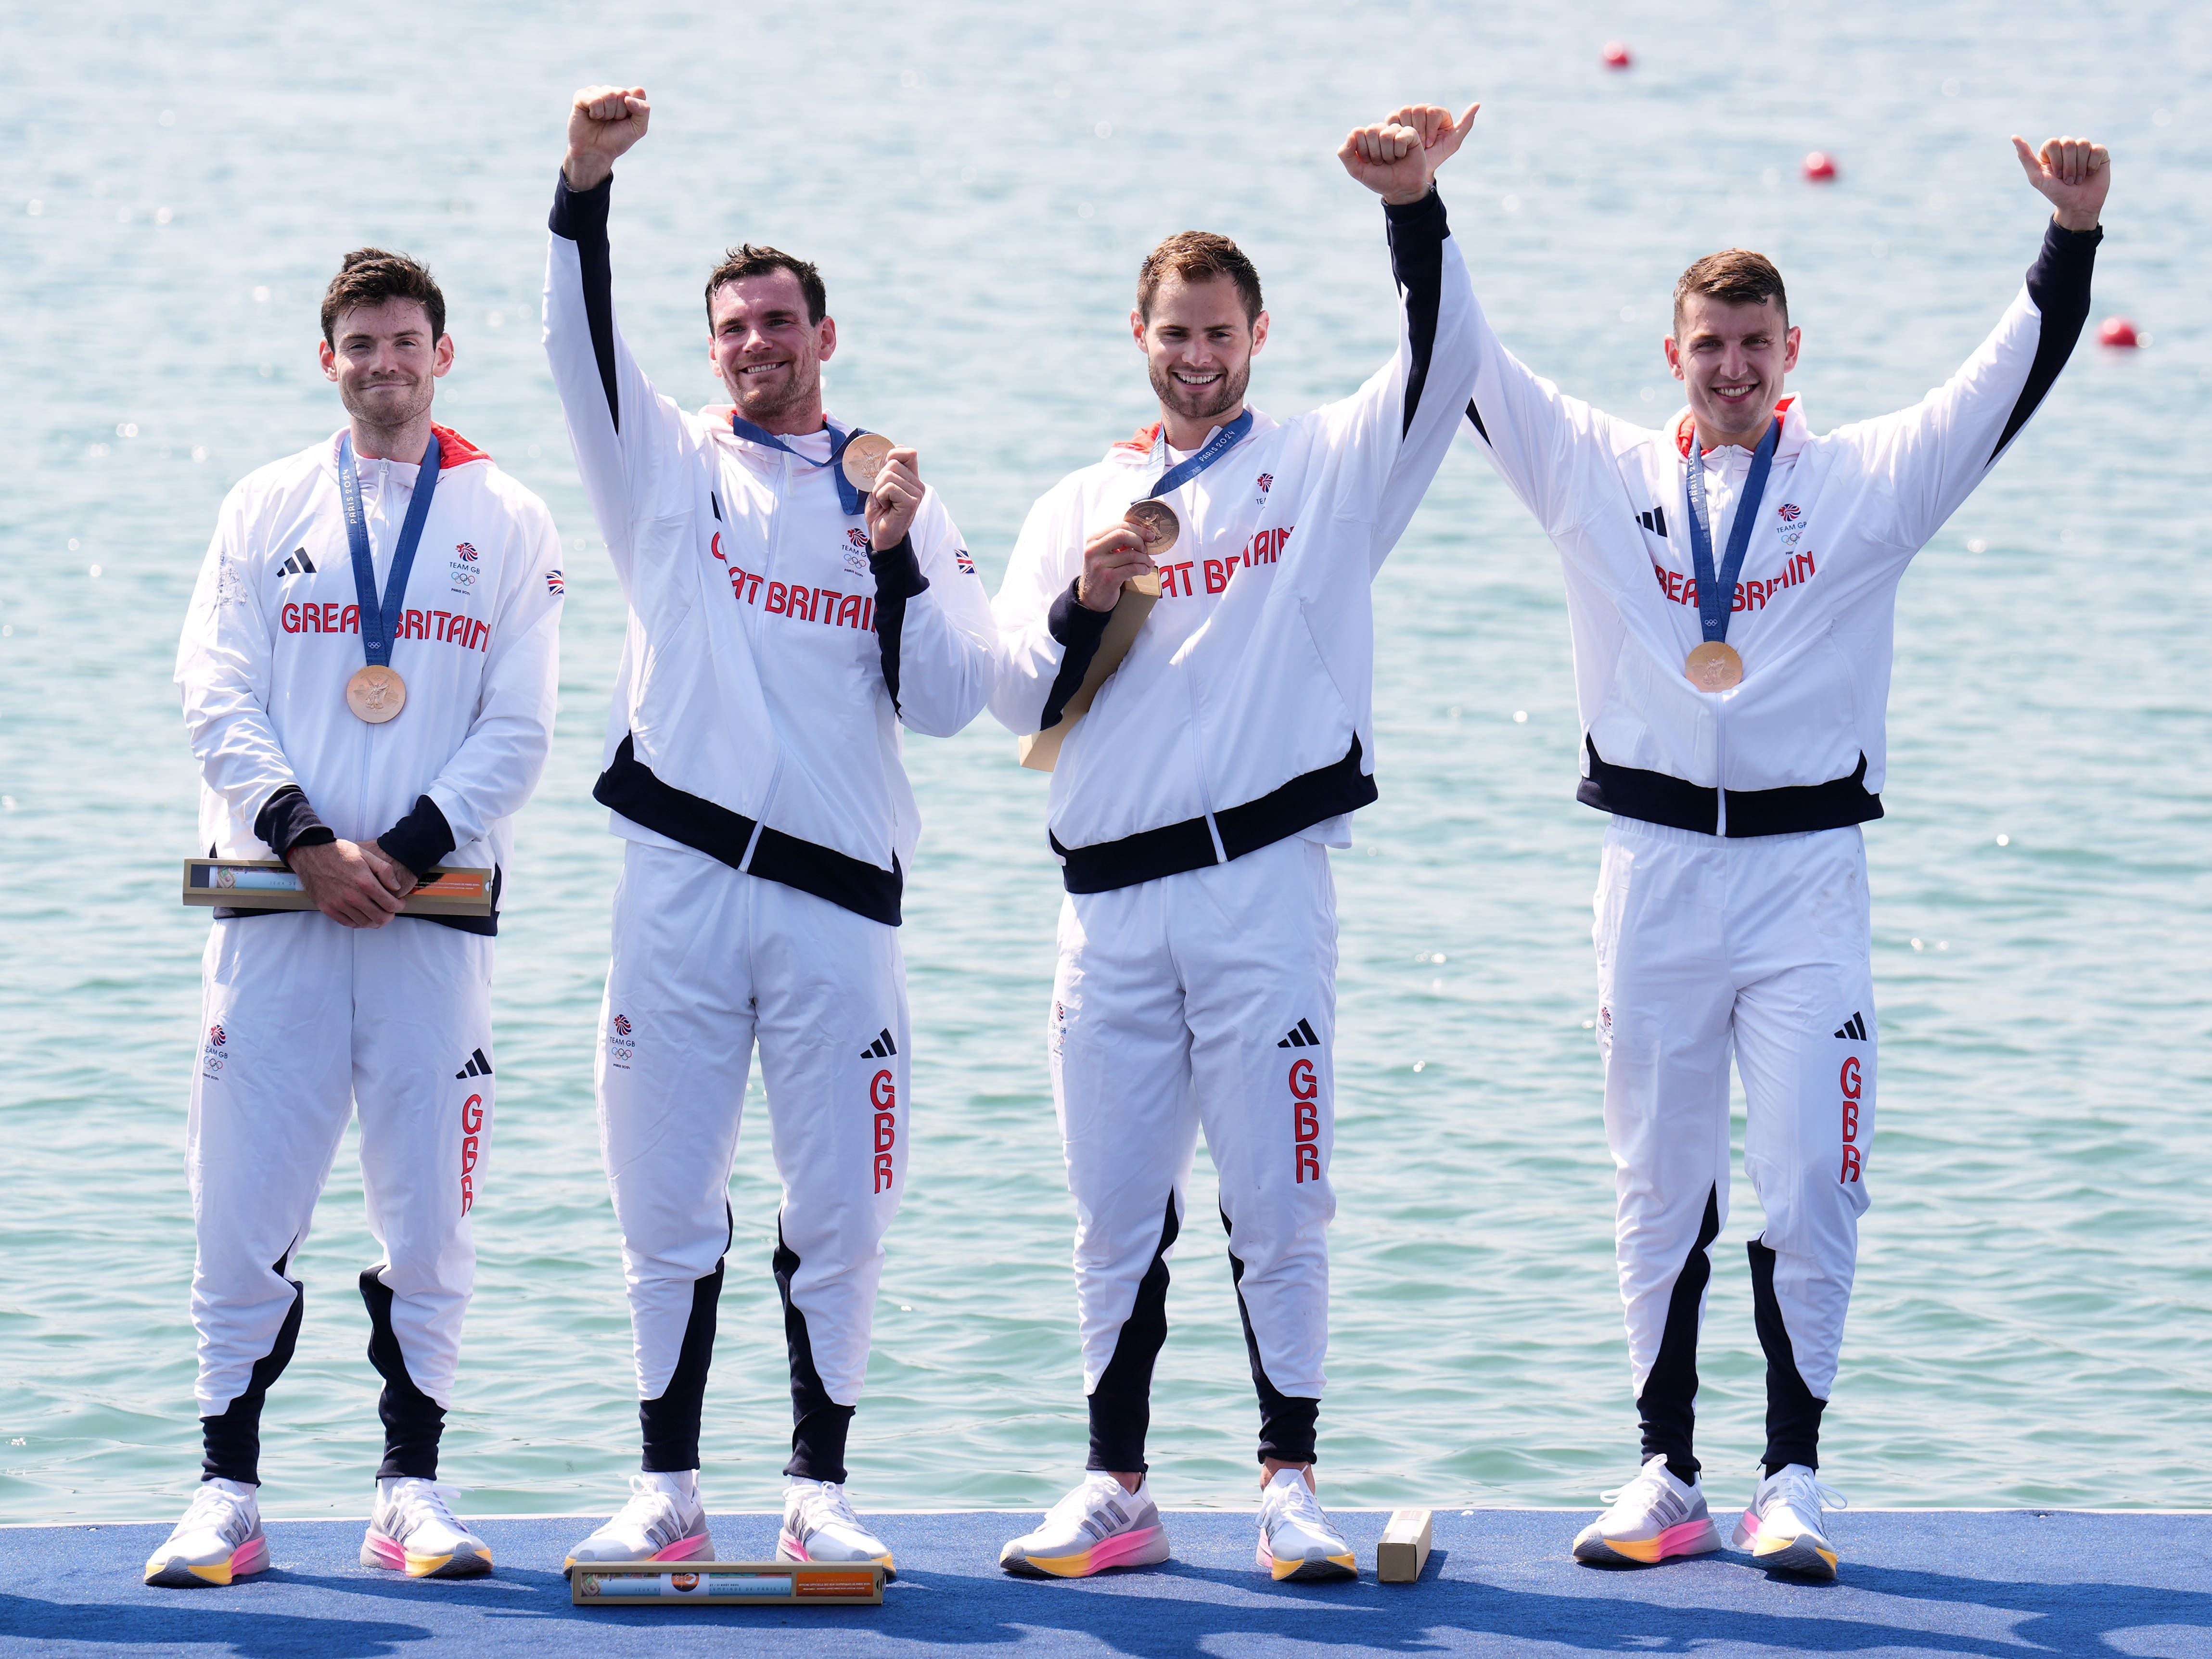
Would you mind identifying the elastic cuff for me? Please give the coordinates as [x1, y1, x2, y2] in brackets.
[866, 534, 929, 601]
[254, 785, 331, 864]
[1047, 579, 1112, 648]
[376, 794, 456, 880]
[1382, 184, 1449, 239]
[2045, 218, 2104, 253]
[550, 168, 612, 241]
[1256, 1398, 1319, 1467]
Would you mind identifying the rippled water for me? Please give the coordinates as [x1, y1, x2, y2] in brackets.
[3, 3, 2207, 1525]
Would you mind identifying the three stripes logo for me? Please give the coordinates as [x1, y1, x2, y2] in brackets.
[861, 1027, 898, 1060]
[1833, 1011, 1868, 1042]
[454, 1047, 493, 1080]
[277, 548, 316, 578]
[1636, 506, 1671, 539]
[1278, 1018, 1321, 1050]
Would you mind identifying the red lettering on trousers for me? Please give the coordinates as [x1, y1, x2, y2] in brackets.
[460, 1092, 484, 1213]
[1841, 1056, 1862, 1098]
[874, 1111, 896, 1154]
[1840, 1144, 1862, 1183]
[874, 1151, 895, 1193]
[1842, 1099, 1859, 1142]
[1289, 1058, 1319, 1181]
[870, 1069, 896, 1110]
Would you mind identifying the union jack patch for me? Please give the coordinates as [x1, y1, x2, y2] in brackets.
[546, 570, 565, 595]
[455, 542, 479, 561]
[848, 528, 871, 551]
[1256, 473, 1274, 494]
[955, 547, 976, 574]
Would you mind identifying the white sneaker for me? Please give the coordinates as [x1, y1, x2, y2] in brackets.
[563, 1472, 715, 1576]
[144, 1478, 268, 1588]
[1732, 1463, 1845, 1579]
[779, 1477, 895, 1581]
[998, 1472, 1170, 1578]
[1256, 1467, 1356, 1582]
[1571, 1455, 1724, 1566]
[360, 1478, 492, 1578]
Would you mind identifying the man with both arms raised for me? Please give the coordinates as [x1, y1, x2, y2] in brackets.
[989, 102, 1480, 1581]
[1457, 133, 2110, 1577]
[150, 249, 564, 1587]
[546, 85, 997, 1579]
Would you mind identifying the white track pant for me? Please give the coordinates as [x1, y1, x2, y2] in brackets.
[189, 914, 493, 1419]
[597, 842, 908, 1476]
[1595, 817, 1876, 1472]
[1051, 835, 1339, 1469]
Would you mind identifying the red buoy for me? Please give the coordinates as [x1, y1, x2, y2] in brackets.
[2097, 316, 2140, 348]
[1602, 41, 1632, 69]
[1802, 151, 1839, 182]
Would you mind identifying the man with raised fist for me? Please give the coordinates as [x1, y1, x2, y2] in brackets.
[1456, 135, 2110, 1579]
[987, 102, 1480, 1582]
[544, 86, 996, 1581]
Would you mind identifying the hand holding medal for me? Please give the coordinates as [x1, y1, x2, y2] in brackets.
[856, 438, 923, 551]
[1077, 518, 1162, 611]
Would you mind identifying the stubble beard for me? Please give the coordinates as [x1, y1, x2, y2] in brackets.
[727, 356, 822, 427]
[1149, 358, 1250, 432]
[342, 375, 434, 439]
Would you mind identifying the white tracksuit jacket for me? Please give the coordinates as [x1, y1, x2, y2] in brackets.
[543, 170, 996, 1483]
[544, 174, 996, 925]
[988, 190, 1479, 1470]
[1458, 220, 2099, 1471]
[174, 428, 562, 1479]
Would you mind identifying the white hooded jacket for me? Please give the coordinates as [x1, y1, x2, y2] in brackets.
[175, 426, 565, 930]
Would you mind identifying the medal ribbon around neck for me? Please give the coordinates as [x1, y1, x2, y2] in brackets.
[338, 431, 441, 672]
[1681, 414, 1780, 648]
[729, 413, 872, 516]
[1143, 408, 1254, 504]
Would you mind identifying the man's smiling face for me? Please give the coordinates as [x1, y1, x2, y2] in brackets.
[1133, 274, 1268, 434]
[708, 268, 835, 425]
[1665, 294, 1801, 449]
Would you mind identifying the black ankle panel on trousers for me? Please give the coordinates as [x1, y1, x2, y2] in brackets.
[1747, 1238, 1828, 1472]
[359, 1268, 447, 1481]
[1637, 1185, 1722, 1483]
[201, 1259, 306, 1485]
[1086, 1193, 1180, 1474]
[774, 1224, 851, 1484]
[1223, 1208, 1319, 1467]
[641, 1259, 726, 1473]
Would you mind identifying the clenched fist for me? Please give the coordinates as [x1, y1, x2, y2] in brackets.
[1339, 102, 1480, 206]
[564, 85, 651, 191]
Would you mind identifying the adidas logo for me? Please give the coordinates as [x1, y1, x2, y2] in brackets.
[277, 548, 317, 578]
[1636, 506, 1671, 539]
[1277, 1018, 1321, 1049]
[454, 1047, 493, 1079]
[860, 1027, 898, 1060]
[1833, 1012, 1868, 1042]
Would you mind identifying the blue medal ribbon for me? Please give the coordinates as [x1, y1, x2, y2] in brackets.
[1141, 408, 1254, 503]
[729, 413, 871, 516]
[1681, 416, 1780, 645]
[337, 432, 441, 671]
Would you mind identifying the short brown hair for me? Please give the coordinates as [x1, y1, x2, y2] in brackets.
[321, 248, 446, 345]
[1672, 249, 1788, 336]
[1137, 232, 1264, 324]
[705, 244, 826, 326]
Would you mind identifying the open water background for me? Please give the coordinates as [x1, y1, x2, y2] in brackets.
[2, 1, 2207, 1524]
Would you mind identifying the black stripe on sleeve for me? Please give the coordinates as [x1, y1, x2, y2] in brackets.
[1464, 396, 1490, 444]
[550, 170, 621, 433]
[377, 794, 457, 880]
[1041, 579, 1112, 730]
[867, 535, 929, 715]
[1383, 187, 1449, 436]
[1990, 220, 2101, 464]
[254, 785, 332, 863]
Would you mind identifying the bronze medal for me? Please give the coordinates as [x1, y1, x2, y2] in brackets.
[1684, 641, 1743, 692]
[1123, 498, 1181, 559]
[841, 433, 895, 492]
[346, 663, 407, 723]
